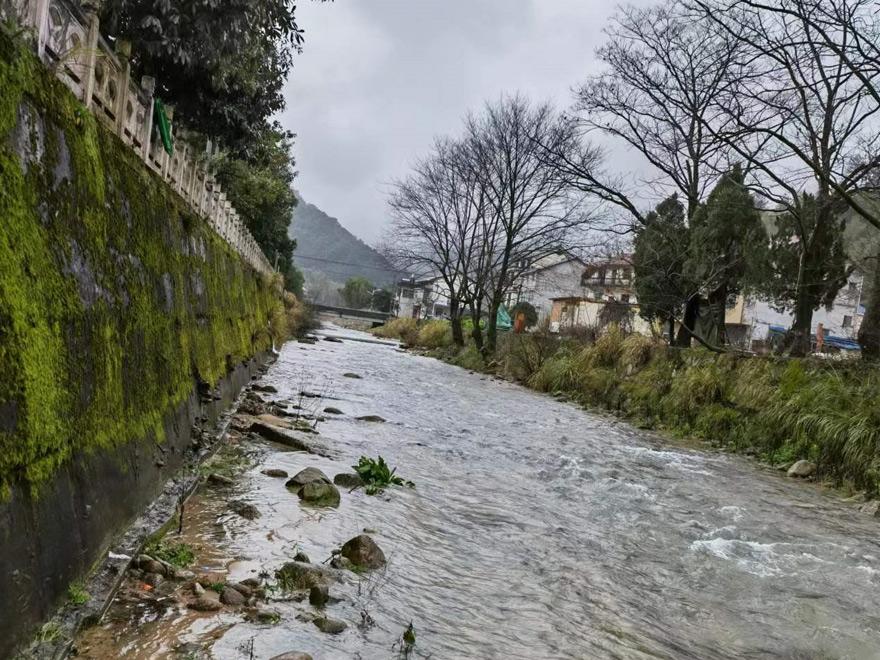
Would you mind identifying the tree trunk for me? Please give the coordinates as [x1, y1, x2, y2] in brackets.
[667, 316, 675, 346]
[485, 294, 501, 356]
[675, 294, 700, 348]
[708, 283, 727, 346]
[450, 299, 464, 347]
[785, 293, 814, 357]
[469, 301, 484, 353]
[858, 259, 880, 361]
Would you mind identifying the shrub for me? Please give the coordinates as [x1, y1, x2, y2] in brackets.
[451, 345, 485, 371]
[620, 333, 657, 371]
[498, 332, 561, 382]
[417, 320, 453, 349]
[373, 318, 419, 345]
[579, 324, 625, 369]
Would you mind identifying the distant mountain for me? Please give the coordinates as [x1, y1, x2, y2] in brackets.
[289, 200, 399, 287]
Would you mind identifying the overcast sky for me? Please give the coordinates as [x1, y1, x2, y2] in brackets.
[278, 0, 644, 245]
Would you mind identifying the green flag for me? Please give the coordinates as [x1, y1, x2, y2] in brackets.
[154, 98, 173, 155]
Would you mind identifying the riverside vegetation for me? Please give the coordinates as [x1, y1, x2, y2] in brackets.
[374, 320, 880, 499]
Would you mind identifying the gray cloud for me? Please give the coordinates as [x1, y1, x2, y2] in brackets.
[278, 0, 640, 244]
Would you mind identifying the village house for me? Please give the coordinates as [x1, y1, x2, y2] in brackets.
[394, 276, 451, 320]
[504, 251, 587, 320]
[547, 256, 653, 335]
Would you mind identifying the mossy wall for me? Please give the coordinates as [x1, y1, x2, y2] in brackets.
[0, 29, 279, 497]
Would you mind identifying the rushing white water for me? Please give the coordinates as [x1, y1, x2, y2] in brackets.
[78, 325, 880, 659]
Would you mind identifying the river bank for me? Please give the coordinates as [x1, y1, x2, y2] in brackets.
[62, 324, 880, 658]
[377, 320, 880, 512]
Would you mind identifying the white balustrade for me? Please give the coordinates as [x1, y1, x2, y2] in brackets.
[0, 0, 274, 276]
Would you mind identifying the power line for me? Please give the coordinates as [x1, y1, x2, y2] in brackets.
[293, 254, 400, 272]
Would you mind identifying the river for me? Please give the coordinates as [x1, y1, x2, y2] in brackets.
[75, 326, 880, 659]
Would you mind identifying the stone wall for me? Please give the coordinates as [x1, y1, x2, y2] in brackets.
[0, 29, 282, 656]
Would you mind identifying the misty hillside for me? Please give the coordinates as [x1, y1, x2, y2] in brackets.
[289, 200, 399, 287]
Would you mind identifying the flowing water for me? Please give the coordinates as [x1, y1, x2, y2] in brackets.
[75, 326, 880, 659]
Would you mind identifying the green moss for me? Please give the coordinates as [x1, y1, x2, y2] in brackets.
[0, 30, 282, 497]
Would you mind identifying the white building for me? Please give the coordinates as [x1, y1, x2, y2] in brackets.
[506, 252, 588, 320]
[394, 276, 451, 320]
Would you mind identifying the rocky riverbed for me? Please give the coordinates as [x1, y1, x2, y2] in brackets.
[72, 325, 880, 659]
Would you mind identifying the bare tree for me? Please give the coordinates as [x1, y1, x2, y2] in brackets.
[687, 0, 880, 355]
[464, 94, 592, 354]
[386, 138, 487, 346]
[563, 0, 742, 346]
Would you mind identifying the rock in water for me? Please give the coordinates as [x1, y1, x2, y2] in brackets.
[189, 596, 222, 612]
[339, 534, 386, 569]
[323, 407, 344, 415]
[342, 372, 362, 379]
[298, 482, 341, 508]
[309, 584, 329, 607]
[229, 500, 261, 520]
[293, 551, 311, 563]
[220, 586, 246, 606]
[276, 561, 331, 590]
[333, 473, 364, 489]
[787, 460, 816, 478]
[314, 616, 347, 634]
[253, 384, 278, 393]
[271, 653, 313, 660]
[262, 468, 289, 478]
[860, 500, 880, 517]
[286, 467, 331, 489]
[356, 415, 386, 423]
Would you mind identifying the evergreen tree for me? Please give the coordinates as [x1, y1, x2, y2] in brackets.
[687, 166, 765, 344]
[748, 194, 850, 355]
[632, 196, 692, 343]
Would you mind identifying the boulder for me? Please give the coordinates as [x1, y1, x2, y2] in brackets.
[230, 582, 254, 598]
[787, 460, 816, 478]
[271, 653, 313, 660]
[275, 561, 331, 590]
[356, 415, 386, 423]
[207, 473, 234, 487]
[339, 534, 386, 570]
[298, 482, 341, 508]
[860, 500, 880, 517]
[189, 596, 222, 612]
[286, 467, 331, 490]
[141, 559, 167, 576]
[220, 586, 246, 606]
[309, 584, 329, 608]
[251, 421, 311, 452]
[333, 473, 364, 489]
[342, 373, 362, 379]
[229, 501, 261, 520]
[323, 407, 344, 415]
[257, 413, 294, 429]
[262, 468, 289, 478]
[293, 551, 311, 563]
[314, 616, 347, 634]
[323, 337, 344, 343]
[253, 384, 278, 393]
[192, 582, 205, 596]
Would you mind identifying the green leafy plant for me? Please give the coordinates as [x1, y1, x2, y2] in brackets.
[145, 539, 195, 568]
[353, 455, 414, 495]
[67, 582, 89, 605]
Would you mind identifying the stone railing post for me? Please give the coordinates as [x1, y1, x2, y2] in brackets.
[160, 103, 174, 179]
[31, 0, 51, 57]
[113, 39, 131, 139]
[80, 0, 103, 109]
[140, 76, 156, 162]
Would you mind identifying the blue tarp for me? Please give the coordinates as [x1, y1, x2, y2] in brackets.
[768, 325, 861, 351]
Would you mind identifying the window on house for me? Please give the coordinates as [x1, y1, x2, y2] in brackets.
[401, 288, 414, 299]
[843, 315, 853, 328]
[621, 294, 630, 303]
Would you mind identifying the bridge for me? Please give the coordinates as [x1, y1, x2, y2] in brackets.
[312, 304, 391, 326]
